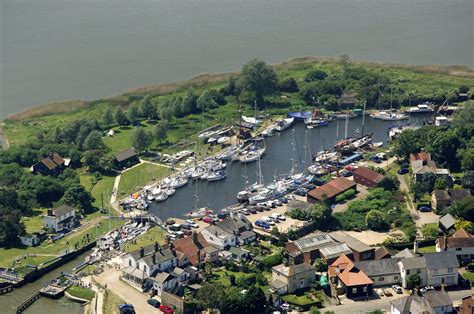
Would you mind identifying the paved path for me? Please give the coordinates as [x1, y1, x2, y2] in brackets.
[323, 287, 474, 313]
[110, 175, 121, 204]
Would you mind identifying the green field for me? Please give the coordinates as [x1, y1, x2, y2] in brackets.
[122, 226, 167, 252]
[117, 162, 170, 197]
[67, 285, 96, 301]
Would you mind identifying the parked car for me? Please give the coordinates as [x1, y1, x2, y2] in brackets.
[202, 216, 213, 224]
[159, 305, 174, 314]
[255, 220, 270, 229]
[419, 206, 431, 212]
[294, 189, 307, 196]
[370, 155, 382, 163]
[180, 223, 192, 230]
[147, 299, 160, 308]
[118, 304, 135, 314]
[185, 220, 199, 228]
[247, 207, 257, 214]
[182, 229, 192, 236]
[398, 168, 409, 175]
[375, 289, 384, 298]
[420, 286, 434, 294]
[345, 165, 357, 171]
[279, 197, 288, 204]
[255, 205, 265, 212]
[280, 303, 290, 311]
[383, 289, 393, 297]
[278, 214, 287, 221]
[274, 199, 283, 206]
[262, 216, 276, 225]
[240, 208, 250, 215]
[169, 224, 181, 232]
[392, 285, 403, 294]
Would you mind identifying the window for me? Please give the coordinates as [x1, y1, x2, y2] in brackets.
[433, 269, 439, 275]
[378, 277, 385, 282]
[224, 240, 227, 244]
[447, 267, 453, 273]
[129, 260, 132, 267]
[394, 276, 399, 280]
[352, 288, 357, 294]
[406, 270, 410, 275]
[456, 248, 462, 251]
[363, 286, 367, 293]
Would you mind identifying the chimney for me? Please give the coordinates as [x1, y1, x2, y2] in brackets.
[139, 246, 145, 258]
[192, 232, 199, 246]
[154, 241, 159, 252]
[413, 239, 419, 254]
[443, 235, 448, 251]
[47, 209, 54, 217]
[152, 253, 156, 265]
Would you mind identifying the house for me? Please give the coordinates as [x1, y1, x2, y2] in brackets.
[270, 262, 315, 294]
[32, 152, 66, 175]
[114, 148, 139, 169]
[410, 152, 432, 162]
[287, 233, 337, 263]
[228, 246, 250, 261]
[172, 232, 209, 266]
[431, 189, 471, 212]
[355, 258, 400, 287]
[423, 251, 459, 287]
[19, 230, 46, 247]
[43, 205, 76, 232]
[411, 157, 450, 182]
[319, 243, 353, 264]
[330, 254, 373, 298]
[392, 248, 418, 259]
[123, 242, 162, 268]
[136, 247, 179, 276]
[201, 245, 219, 263]
[353, 167, 385, 188]
[390, 290, 453, 314]
[217, 216, 256, 245]
[152, 272, 178, 297]
[436, 228, 474, 264]
[329, 231, 375, 261]
[307, 177, 357, 203]
[200, 225, 236, 250]
[398, 257, 428, 288]
[460, 295, 474, 314]
[122, 266, 149, 290]
[439, 213, 456, 235]
[375, 246, 392, 260]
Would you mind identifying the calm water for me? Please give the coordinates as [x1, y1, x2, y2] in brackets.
[1, 0, 472, 119]
[0, 252, 88, 314]
[152, 116, 428, 220]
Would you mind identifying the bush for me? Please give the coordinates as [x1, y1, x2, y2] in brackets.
[421, 224, 439, 239]
[335, 189, 356, 203]
[304, 70, 328, 82]
[288, 208, 308, 220]
[278, 77, 299, 92]
[365, 210, 386, 231]
[262, 252, 284, 270]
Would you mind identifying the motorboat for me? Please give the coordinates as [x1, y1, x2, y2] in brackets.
[198, 130, 216, 141]
[155, 193, 168, 202]
[206, 170, 227, 182]
[331, 112, 357, 120]
[165, 188, 176, 196]
[217, 136, 230, 144]
[372, 142, 384, 148]
[241, 116, 262, 126]
[239, 148, 265, 163]
[313, 150, 338, 162]
[185, 207, 213, 218]
[371, 111, 408, 121]
[287, 111, 312, 122]
[275, 117, 294, 132]
[207, 137, 217, 144]
[304, 118, 329, 127]
[261, 125, 275, 137]
[191, 167, 206, 179]
[169, 176, 188, 188]
[405, 103, 434, 114]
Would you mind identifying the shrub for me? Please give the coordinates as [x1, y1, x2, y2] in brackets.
[365, 210, 386, 231]
[304, 70, 328, 82]
[278, 77, 299, 92]
[467, 262, 474, 272]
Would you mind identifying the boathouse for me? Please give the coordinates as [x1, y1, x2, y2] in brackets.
[306, 177, 356, 203]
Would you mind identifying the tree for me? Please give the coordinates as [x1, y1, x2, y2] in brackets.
[83, 130, 105, 151]
[60, 184, 94, 213]
[271, 226, 280, 237]
[197, 89, 217, 112]
[128, 104, 140, 126]
[0, 204, 25, 246]
[447, 196, 474, 222]
[288, 229, 298, 240]
[340, 54, 351, 78]
[278, 77, 299, 92]
[434, 177, 448, 190]
[229, 274, 236, 286]
[131, 127, 152, 153]
[139, 95, 155, 119]
[180, 89, 198, 115]
[153, 120, 169, 144]
[366, 210, 385, 231]
[242, 285, 268, 314]
[421, 223, 438, 239]
[223, 76, 238, 96]
[378, 176, 399, 191]
[313, 258, 328, 272]
[454, 218, 474, 234]
[459, 85, 470, 93]
[462, 171, 474, 190]
[238, 59, 277, 107]
[405, 273, 421, 289]
[310, 202, 332, 229]
[115, 107, 127, 126]
[102, 108, 113, 127]
[420, 173, 437, 193]
[459, 148, 474, 171]
[304, 70, 328, 82]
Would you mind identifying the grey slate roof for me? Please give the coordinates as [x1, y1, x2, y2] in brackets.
[424, 290, 453, 308]
[439, 213, 456, 230]
[390, 296, 412, 313]
[293, 233, 335, 252]
[50, 204, 76, 217]
[273, 263, 314, 277]
[141, 248, 176, 267]
[355, 258, 400, 276]
[217, 216, 251, 235]
[423, 251, 459, 269]
[239, 230, 256, 240]
[393, 248, 417, 259]
[115, 148, 137, 162]
[400, 257, 426, 270]
[329, 231, 373, 253]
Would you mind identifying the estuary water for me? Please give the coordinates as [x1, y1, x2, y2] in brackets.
[1, 0, 472, 119]
[151, 115, 429, 220]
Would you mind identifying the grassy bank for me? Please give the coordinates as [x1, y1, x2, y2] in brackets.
[67, 285, 96, 301]
[103, 289, 126, 314]
[117, 162, 170, 197]
[121, 226, 167, 252]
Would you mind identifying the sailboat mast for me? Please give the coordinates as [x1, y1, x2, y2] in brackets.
[361, 101, 366, 137]
[344, 113, 349, 139]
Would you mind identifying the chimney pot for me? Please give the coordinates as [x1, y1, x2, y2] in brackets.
[140, 246, 145, 258]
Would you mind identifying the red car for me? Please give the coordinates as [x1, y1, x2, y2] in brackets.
[159, 305, 174, 313]
[202, 216, 213, 224]
[344, 165, 357, 171]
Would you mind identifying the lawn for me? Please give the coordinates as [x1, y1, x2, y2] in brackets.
[67, 285, 96, 301]
[21, 208, 48, 234]
[211, 269, 271, 292]
[418, 245, 436, 253]
[121, 226, 167, 252]
[117, 162, 170, 197]
[79, 172, 117, 213]
[282, 291, 323, 307]
[102, 289, 126, 314]
[462, 271, 474, 284]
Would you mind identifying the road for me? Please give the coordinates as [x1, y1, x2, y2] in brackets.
[322, 288, 474, 313]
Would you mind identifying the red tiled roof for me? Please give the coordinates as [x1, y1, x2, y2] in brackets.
[172, 233, 209, 266]
[437, 228, 474, 250]
[329, 254, 354, 278]
[374, 246, 391, 260]
[453, 228, 472, 238]
[410, 152, 431, 161]
[353, 167, 384, 183]
[307, 177, 356, 200]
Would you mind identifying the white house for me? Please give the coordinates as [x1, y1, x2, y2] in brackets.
[152, 272, 178, 297]
[19, 233, 40, 246]
[423, 251, 459, 287]
[200, 225, 236, 250]
[436, 228, 474, 264]
[398, 257, 428, 288]
[136, 248, 178, 276]
[390, 290, 453, 314]
[43, 205, 76, 232]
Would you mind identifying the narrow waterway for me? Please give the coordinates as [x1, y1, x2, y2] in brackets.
[151, 115, 430, 220]
[0, 251, 90, 314]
